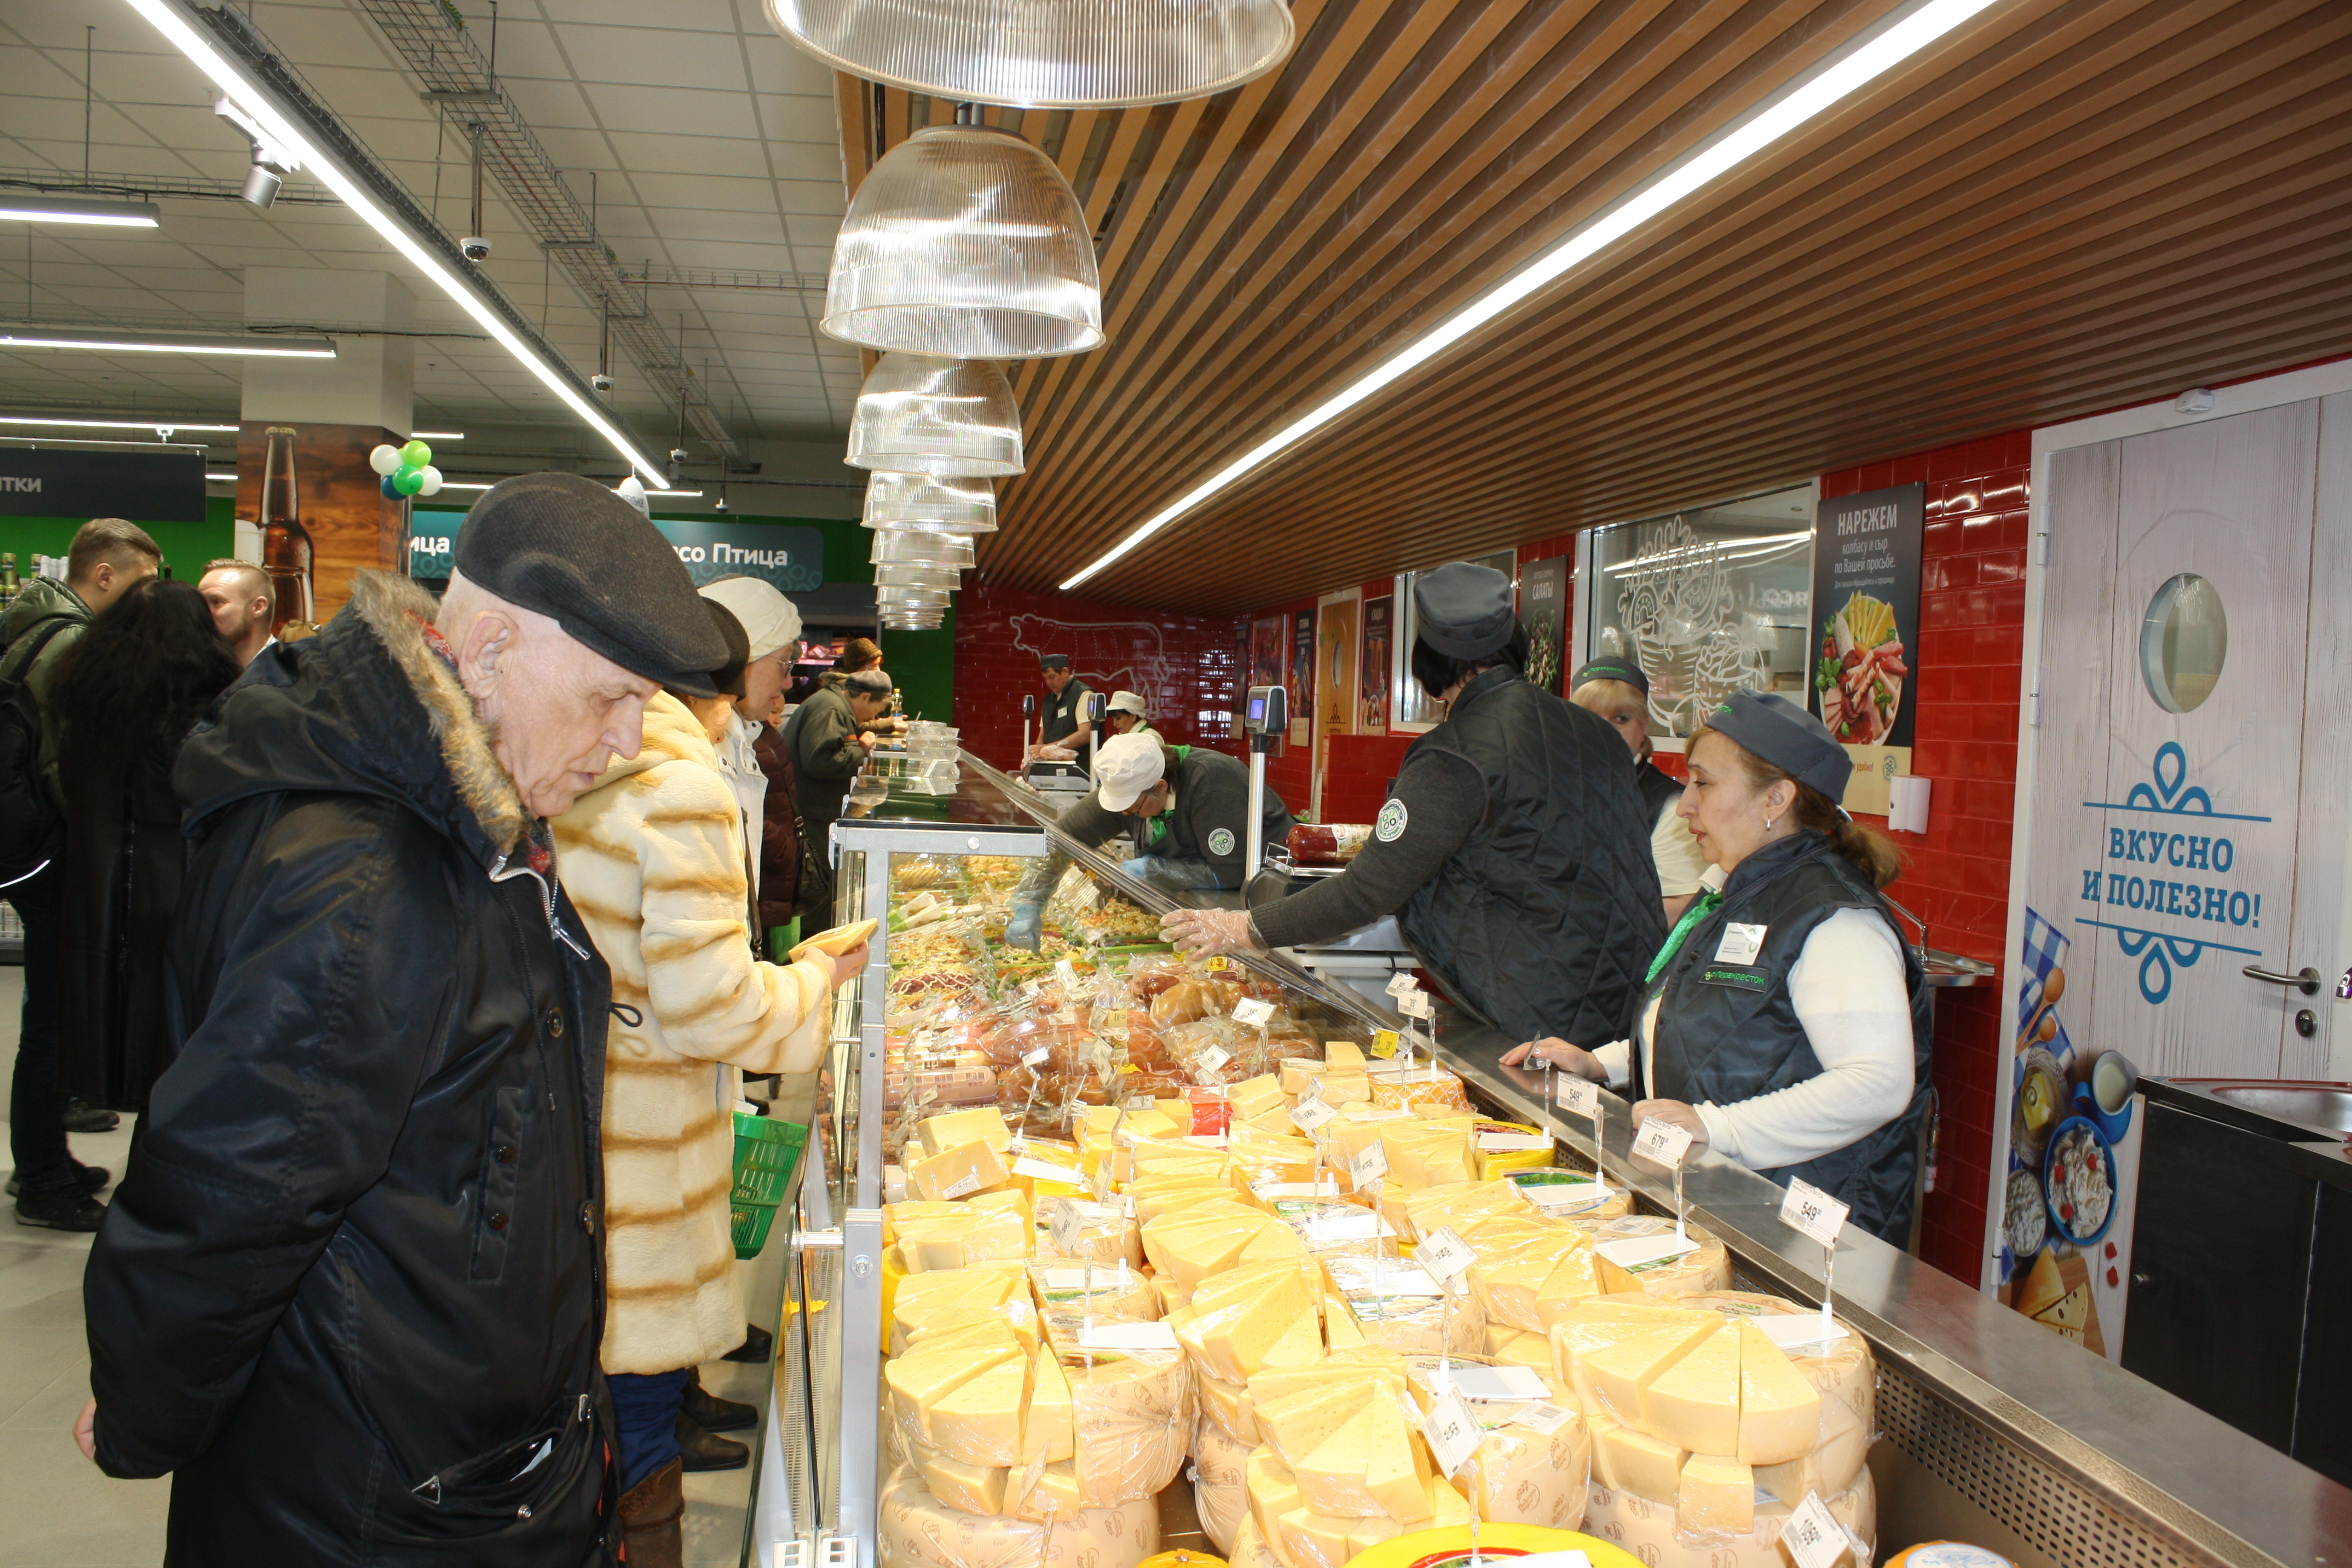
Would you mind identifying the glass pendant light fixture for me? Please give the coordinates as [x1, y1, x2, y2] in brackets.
[846, 353, 1024, 477]
[871, 528, 977, 570]
[824, 127, 1100, 360]
[765, 0, 1293, 109]
[863, 471, 998, 532]
[875, 562, 964, 592]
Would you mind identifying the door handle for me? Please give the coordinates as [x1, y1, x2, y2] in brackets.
[2242, 964, 2321, 995]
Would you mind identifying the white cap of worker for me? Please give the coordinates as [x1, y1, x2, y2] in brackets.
[699, 575, 803, 660]
[1106, 690, 1148, 717]
[1093, 731, 1166, 812]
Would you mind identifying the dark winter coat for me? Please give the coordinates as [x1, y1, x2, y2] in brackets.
[753, 720, 805, 927]
[82, 571, 617, 1566]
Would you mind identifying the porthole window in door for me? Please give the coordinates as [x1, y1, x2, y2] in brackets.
[2140, 572, 2227, 713]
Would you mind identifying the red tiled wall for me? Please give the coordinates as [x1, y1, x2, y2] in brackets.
[953, 578, 1241, 766]
[1823, 429, 2031, 1285]
[1322, 734, 1417, 826]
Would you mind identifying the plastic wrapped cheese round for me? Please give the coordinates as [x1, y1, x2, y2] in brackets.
[1575, 1214, 1733, 1296]
[879, 1465, 1161, 1568]
[1581, 1463, 1875, 1567]
[1041, 1315, 1195, 1506]
[1674, 1290, 1877, 1497]
[1343, 1523, 1646, 1568]
[1191, 1411, 1253, 1553]
[1319, 1255, 1486, 1355]
[1398, 1354, 1591, 1530]
[1027, 1258, 1158, 1321]
[1227, 1517, 1283, 1568]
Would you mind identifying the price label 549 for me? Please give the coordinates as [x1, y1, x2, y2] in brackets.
[1779, 1178, 1851, 1248]
[1555, 1074, 1600, 1116]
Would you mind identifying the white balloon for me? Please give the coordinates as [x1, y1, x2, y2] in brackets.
[368, 444, 402, 476]
[417, 465, 444, 497]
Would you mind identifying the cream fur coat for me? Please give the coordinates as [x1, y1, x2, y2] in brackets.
[554, 692, 833, 1374]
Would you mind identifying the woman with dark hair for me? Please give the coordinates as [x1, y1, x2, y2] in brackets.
[1166, 561, 1667, 1049]
[54, 577, 243, 1114]
[1506, 690, 1932, 1243]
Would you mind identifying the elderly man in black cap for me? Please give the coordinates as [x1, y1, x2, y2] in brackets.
[1167, 560, 1667, 1053]
[77, 473, 728, 1564]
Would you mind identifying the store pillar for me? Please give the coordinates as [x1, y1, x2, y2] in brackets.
[236, 267, 416, 627]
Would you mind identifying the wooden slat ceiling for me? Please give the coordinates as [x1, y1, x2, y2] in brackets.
[834, 0, 2352, 614]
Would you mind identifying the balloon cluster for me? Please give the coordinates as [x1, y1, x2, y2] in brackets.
[370, 439, 444, 500]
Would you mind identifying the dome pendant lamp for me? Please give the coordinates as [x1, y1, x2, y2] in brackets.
[765, 0, 1294, 109]
[823, 127, 1100, 360]
[871, 528, 978, 570]
[862, 471, 998, 533]
[847, 353, 1024, 477]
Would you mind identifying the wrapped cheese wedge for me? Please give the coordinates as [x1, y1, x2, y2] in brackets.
[878, 1465, 1161, 1568]
[1581, 1215, 1732, 1296]
[1191, 1411, 1254, 1554]
[1673, 1290, 1875, 1496]
[1320, 1255, 1485, 1356]
[1039, 1314, 1194, 1506]
[1229, 1517, 1285, 1568]
[1027, 1258, 1158, 1324]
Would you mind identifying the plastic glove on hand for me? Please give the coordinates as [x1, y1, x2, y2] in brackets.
[1118, 855, 1160, 881]
[1160, 906, 1257, 958]
[1005, 905, 1044, 952]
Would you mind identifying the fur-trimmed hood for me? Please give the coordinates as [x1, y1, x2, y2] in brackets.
[176, 570, 534, 861]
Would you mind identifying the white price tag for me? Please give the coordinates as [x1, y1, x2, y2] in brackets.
[1091, 1161, 1114, 1202]
[1630, 1117, 1695, 1169]
[1780, 1492, 1859, 1568]
[1421, 1390, 1482, 1477]
[1779, 1178, 1851, 1248]
[1417, 1362, 1549, 1402]
[1592, 1232, 1698, 1274]
[1477, 1132, 1552, 1152]
[1510, 1401, 1577, 1436]
[1194, 1045, 1232, 1075]
[1022, 1047, 1052, 1068]
[1385, 972, 1420, 1000]
[1232, 998, 1275, 1028]
[1047, 1198, 1085, 1255]
[1396, 989, 1433, 1020]
[1416, 1225, 1477, 1285]
[939, 1171, 984, 1200]
[1077, 1320, 1180, 1351]
[1347, 1139, 1388, 1193]
[1555, 1074, 1600, 1116]
[1289, 1097, 1338, 1133]
[1353, 1265, 1442, 1297]
[1015, 1156, 1086, 1186]
[1301, 1208, 1386, 1243]
[1753, 1313, 1852, 1351]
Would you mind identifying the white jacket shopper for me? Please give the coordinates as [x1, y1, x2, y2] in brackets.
[554, 691, 837, 1374]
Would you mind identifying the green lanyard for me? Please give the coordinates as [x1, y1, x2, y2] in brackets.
[1144, 748, 1189, 847]
[1644, 889, 1724, 985]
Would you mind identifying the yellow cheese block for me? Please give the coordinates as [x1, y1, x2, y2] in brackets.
[1141, 1212, 1265, 1288]
[1192, 1413, 1255, 1555]
[1172, 1269, 1316, 1384]
[1459, 1404, 1591, 1530]
[1677, 1452, 1754, 1534]
[1325, 1041, 1366, 1072]
[1582, 1465, 1876, 1568]
[1086, 1103, 1183, 1140]
[1059, 1339, 1192, 1506]
[1007, 1459, 1086, 1523]
[1675, 1291, 1874, 1494]
[909, 1139, 1014, 1202]
[929, 1358, 1029, 1467]
[1322, 1294, 1367, 1349]
[1423, 1475, 1474, 1529]
[1403, 1180, 1532, 1242]
[888, 1344, 1024, 1445]
[1271, 1503, 1358, 1568]
[1734, 1320, 1821, 1466]
[898, 1207, 1032, 1272]
[1641, 1324, 1740, 1455]
[1246, 1445, 1303, 1542]
[917, 1108, 1014, 1158]
[1578, 1321, 1720, 1429]
[891, 1267, 1030, 1353]
[1129, 1186, 1245, 1226]
[1227, 1073, 1289, 1117]
[1230, 1517, 1285, 1568]
[968, 1188, 1035, 1226]
[1586, 1217, 1732, 1297]
[1481, 1325, 1555, 1373]
[1255, 1382, 1376, 1470]
[1467, 1232, 1589, 1333]
[1024, 1348, 1075, 1464]
[912, 1440, 1008, 1517]
[887, 1199, 976, 1241]
[907, 1318, 1033, 1361]
[879, 1465, 1162, 1568]
[1200, 1371, 1253, 1443]
[1532, 1247, 1602, 1327]
[1592, 1420, 1687, 1504]
[1292, 1394, 1427, 1520]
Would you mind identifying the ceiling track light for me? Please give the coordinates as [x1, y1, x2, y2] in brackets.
[0, 194, 162, 227]
[1059, 0, 2013, 590]
[125, 0, 670, 486]
[0, 325, 333, 358]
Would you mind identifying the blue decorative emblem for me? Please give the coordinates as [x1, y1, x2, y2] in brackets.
[2077, 743, 2270, 1004]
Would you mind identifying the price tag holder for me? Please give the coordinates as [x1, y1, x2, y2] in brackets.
[1091, 1161, 1114, 1202]
[1370, 1029, 1400, 1060]
[1022, 1047, 1052, 1068]
[1397, 989, 1434, 1021]
[1290, 1097, 1338, 1133]
[1592, 1232, 1698, 1274]
[1753, 1313, 1852, 1352]
[1630, 1117, 1695, 1169]
[1347, 1139, 1389, 1193]
[1048, 1198, 1085, 1255]
[1232, 998, 1275, 1028]
[1555, 1074, 1599, 1116]
[1518, 1177, 1613, 1214]
[1385, 972, 1420, 1000]
[1421, 1390, 1483, 1478]
[1779, 1178, 1851, 1247]
[1416, 1225, 1477, 1286]
[1078, 1321, 1180, 1351]
[1510, 1401, 1577, 1437]
[1194, 1045, 1232, 1076]
[1015, 1156, 1086, 1186]
[1780, 1492, 1860, 1568]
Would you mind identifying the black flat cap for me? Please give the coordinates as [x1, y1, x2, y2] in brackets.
[1574, 656, 1650, 696]
[1414, 561, 1516, 659]
[1702, 690, 1852, 803]
[702, 599, 750, 700]
[1039, 653, 1070, 671]
[456, 472, 727, 697]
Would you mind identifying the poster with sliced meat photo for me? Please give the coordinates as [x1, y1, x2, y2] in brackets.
[1809, 482, 1922, 750]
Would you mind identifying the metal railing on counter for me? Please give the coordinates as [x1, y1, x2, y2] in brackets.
[1420, 1004, 2352, 1568]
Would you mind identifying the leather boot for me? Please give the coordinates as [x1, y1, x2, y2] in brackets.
[681, 1370, 757, 1433]
[722, 1322, 773, 1364]
[618, 1457, 684, 1568]
[675, 1411, 749, 1472]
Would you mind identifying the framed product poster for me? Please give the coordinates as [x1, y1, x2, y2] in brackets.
[1809, 482, 1922, 813]
[1361, 592, 1394, 731]
[1313, 590, 1361, 821]
[1289, 608, 1315, 745]
[1517, 555, 1570, 694]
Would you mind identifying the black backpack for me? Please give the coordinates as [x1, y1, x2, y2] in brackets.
[0, 615, 80, 886]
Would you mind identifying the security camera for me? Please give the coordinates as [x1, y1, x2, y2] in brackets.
[590, 373, 613, 393]
[714, 495, 728, 512]
[460, 235, 492, 263]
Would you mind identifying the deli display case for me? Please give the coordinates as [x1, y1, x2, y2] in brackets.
[737, 751, 2352, 1568]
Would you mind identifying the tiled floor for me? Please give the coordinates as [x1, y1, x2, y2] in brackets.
[0, 964, 774, 1567]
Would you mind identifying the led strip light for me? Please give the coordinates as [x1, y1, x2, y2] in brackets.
[1060, 0, 2008, 590]
[122, 0, 667, 485]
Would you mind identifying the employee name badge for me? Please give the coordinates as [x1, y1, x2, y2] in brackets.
[1782, 1491, 1868, 1568]
[1714, 922, 1769, 964]
[1779, 1178, 1851, 1248]
[1630, 1117, 1695, 1169]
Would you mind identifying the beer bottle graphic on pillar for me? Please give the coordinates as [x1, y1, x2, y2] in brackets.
[259, 425, 314, 631]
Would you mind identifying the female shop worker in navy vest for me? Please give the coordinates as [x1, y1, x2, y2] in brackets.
[1505, 690, 1932, 1244]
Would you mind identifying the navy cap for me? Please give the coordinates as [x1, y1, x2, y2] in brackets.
[1702, 689, 1852, 803]
[1414, 561, 1517, 659]
[1039, 653, 1070, 671]
[1573, 656, 1650, 696]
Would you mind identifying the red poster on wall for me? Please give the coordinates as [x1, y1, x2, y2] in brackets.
[1289, 608, 1315, 745]
[1361, 595, 1393, 732]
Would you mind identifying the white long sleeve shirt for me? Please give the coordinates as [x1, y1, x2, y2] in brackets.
[1593, 867, 1915, 1170]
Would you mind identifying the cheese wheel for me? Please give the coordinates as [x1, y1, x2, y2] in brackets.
[1582, 1216, 1732, 1297]
[1048, 1330, 1194, 1506]
[1457, 1406, 1591, 1530]
[880, 1466, 1160, 1568]
[1027, 1260, 1158, 1323]
[1581, 1466, 1876, 1568]
[1191, 1413, 1254, 1554]
[1674, 1291, 1876, 1495]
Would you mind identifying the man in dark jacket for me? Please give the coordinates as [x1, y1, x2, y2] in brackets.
[76, 473, 727, 1566]
[1168, 561, 1665, 1047]
[783, 665, 886, 832]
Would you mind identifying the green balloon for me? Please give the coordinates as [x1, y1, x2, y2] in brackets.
[393, 464, 426, 497]
[399, 439, 433, 468]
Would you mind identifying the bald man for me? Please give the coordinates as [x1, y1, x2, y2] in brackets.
[196, 559, 275, 667]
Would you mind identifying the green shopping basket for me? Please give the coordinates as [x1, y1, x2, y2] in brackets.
[729, 1112, 808, 1260]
